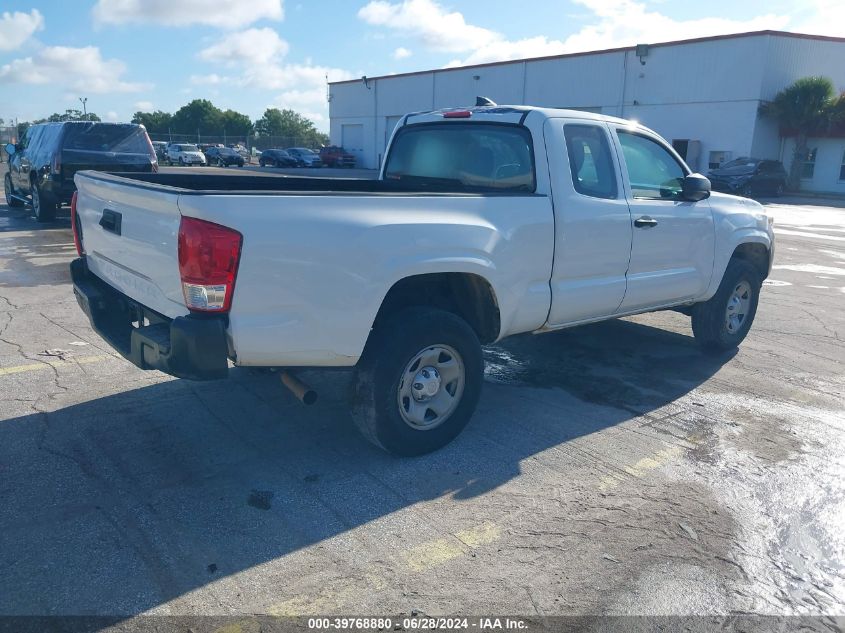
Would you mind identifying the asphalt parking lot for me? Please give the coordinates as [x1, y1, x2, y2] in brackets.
[1, 164, 843, 624]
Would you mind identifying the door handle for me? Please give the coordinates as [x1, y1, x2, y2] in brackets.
[634, 216, 658, 228]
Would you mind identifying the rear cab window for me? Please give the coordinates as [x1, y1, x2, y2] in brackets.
[62, 124, 152, 155]
[384, 123, 535, 192]
[564, 124, 617, 199]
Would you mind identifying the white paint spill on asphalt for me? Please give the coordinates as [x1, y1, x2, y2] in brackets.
[773, 264, 845, 276]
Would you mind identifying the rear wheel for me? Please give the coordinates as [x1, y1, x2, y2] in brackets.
[351, 308, 483, 456]
[178, 157, 185, 166]
[31, 180, 57, 223]
[4, 173, 23, 208]
[691, 259, 761, 352]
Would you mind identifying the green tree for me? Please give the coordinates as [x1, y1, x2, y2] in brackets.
[17, 121, 32, 138]
[170, 99, 224, 137]
[759, 76, 839, 190]
[131, 110, 173, 134]
[40, 109, 101, 122]
[254, 108, 327, 147]
[220, 109, 253, 138]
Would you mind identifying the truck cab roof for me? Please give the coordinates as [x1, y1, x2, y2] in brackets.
[404, 105, 637, 128]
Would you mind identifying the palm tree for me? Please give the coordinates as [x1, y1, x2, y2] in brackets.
[759, 76, 839, 190]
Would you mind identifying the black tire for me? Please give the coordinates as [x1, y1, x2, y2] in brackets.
[351, 308, 483, 456]
[5, 173, 24, 208]
[259, 159, 266, 167]
[31, 180, 57, 222]
[741, 184, 753, 198]
[691, 258, 761, 352]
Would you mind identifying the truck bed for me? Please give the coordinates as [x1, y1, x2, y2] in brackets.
[80, 171, 539, 197]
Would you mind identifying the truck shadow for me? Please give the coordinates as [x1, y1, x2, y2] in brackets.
[0, 317, 731, 614]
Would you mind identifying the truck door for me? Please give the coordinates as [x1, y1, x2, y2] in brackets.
[544, 119, 633, 326]
[611, 127, 715, 311]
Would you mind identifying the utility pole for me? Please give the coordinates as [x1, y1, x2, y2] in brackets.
[79, 97, 88, 117]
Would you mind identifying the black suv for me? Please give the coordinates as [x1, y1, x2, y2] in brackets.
[259, 148, 298, 167]
[4, 121, 157, 222]
[205, 146, 245, 167]
[708, 158, 787, 198]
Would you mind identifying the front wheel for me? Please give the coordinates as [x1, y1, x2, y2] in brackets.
[351, 308, 483, 456]
[5, 173, 24, 208]
[691, 259, 761, 352]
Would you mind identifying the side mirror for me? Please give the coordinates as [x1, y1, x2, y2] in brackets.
[4, 143, 16, 157]
[682, 173, 711, 201]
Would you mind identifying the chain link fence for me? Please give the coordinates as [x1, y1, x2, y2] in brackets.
[0, 126, 16, 162]
[147, 132, 323, 152]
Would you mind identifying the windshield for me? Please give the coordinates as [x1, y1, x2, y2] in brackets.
[384, 123, 535, 192]
[219, 148, 238, 156]
[62, 124, 152, 154]
[179, 145, 199, 152]
[720, 158, 759, 169]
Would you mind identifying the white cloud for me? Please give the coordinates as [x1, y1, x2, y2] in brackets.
[795, 0, 845, 37]
[134, 100, 154, 111]
[0, 9, 44, 51]
[393, 46, 412, 60]
[198, 28, 289, 66]
[0, 46, 150, 93]
[92, 0, 284, 29]
[359, 0, 791, 66]
[190, 73, 228, 85]
[358, 0, 496, 52]
[105, 111, 120, 121]
[192, 27, 354, 129]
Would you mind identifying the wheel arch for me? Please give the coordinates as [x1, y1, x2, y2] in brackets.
[730, 241, 770, 281]
[369, 272, 501, 346]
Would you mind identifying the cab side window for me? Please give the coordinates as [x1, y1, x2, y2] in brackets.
[564, 124, 617, 199]
[20, 127, 33, 150]
[617, 130, 686, 199]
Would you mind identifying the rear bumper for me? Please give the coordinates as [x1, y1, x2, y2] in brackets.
[70, 258, 229, 380]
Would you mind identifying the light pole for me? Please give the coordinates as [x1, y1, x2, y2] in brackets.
[79, 97, 88, 117]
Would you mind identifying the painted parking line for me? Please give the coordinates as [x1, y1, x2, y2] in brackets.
[268, 522, 503, 615]
[0, 354, 117, 377]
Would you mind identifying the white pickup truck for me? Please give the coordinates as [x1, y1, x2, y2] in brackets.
[71, 105, 774, 455]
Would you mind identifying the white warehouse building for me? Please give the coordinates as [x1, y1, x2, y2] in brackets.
[329, 30, 845, 194]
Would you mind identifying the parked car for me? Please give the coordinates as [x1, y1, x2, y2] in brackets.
[319, 145, 356, 168]
[205, 146, 245, 167]
[151, 141, 168, 162]
[3, 121, 157, 222]
[227, 144, 250, 161]
[166, 143, 206, 166]
[71, 104, 774, 456]
[708, 158, 787, 197]
[259, 148, 298, 167]
[286, 147, 323, 167]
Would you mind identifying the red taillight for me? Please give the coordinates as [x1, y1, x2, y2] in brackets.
[443, 110, 472, 118]
[177, 216, 242, 312]
[70, 191, 84, 256]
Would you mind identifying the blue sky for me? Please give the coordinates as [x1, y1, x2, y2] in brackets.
[0, 0, 841, 130]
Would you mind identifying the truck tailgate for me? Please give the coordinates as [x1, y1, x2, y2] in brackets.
[74, 172, 188, 318]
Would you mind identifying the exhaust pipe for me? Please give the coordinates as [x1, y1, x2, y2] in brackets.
[280, 371, 318, 405]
